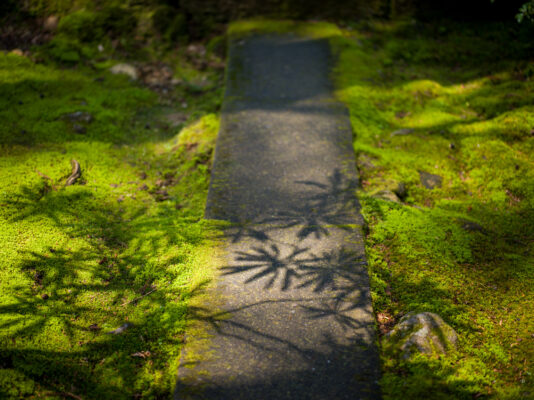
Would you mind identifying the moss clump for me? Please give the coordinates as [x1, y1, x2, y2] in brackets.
[57, 10, 104, 42]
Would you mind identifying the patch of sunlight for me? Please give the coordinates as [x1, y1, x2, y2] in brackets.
[228, 19, 342, 39]
[451, 106, 534, 140]
[158, 113, 220, 153]
[401, 80, 445, 97]
[401, 109, 463, 128]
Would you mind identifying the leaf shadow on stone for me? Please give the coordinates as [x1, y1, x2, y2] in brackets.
[257, 169, 361, 241]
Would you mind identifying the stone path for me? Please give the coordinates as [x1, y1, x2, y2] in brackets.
[175, 34, 381, 400]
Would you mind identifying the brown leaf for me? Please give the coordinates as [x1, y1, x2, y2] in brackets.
[131, 350, 151, 359]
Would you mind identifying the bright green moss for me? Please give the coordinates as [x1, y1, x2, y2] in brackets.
[0, 47, 223, 398]
[335, 20, 534, 399]
[228, 19, 342, 39]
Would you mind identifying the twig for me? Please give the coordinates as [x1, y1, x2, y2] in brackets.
[61, 392, 83, 400]
[66, 159, 81, 186]
[122, 287, 158, 306]
[36, 170, 52, 181]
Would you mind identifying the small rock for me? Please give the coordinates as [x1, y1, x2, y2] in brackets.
[394, 182, 407, 200]
[110, 63, 139, 80]
[43, 15, 59, 32]
[73, 124, 86, 134]
[395, 111, 410, 119]
[10, 49, 24, 57]
[108, 323, 132, 335]
[391, 128, 414, 137]
[459, 219, 486, 234]
[154, 189, 170, 201]
[65, 111, 93, 123]
[384, 312, 458, 360]
[419, 171, 442, 189]
[373, 190, 400, 203]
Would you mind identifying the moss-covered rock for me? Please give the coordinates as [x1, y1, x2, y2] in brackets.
[384, 312, 458, 360]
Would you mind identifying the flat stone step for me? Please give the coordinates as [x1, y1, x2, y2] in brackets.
[175, 34, 380, 400]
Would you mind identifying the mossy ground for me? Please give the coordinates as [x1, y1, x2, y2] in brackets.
[333, 20, 534, 399]
[3, 12, 534, 398]
[0, 20, 226, 397]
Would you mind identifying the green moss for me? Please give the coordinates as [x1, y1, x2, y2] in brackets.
[334, 20, 534, 399]
[228, 19, 342, 39]
[175, 114, 219, 150]
[57, 10, 104, 42]
[0, 40, 223, 398]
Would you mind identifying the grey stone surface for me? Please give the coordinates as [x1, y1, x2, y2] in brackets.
[394, 182, 407, 200]
[175, 34, 380, 399]
[419, 170, 443, 189]
[372, 190, 401, 203]
[384, 312, 458, 360]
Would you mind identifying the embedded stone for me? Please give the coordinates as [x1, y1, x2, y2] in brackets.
[373, 189, 400, 203]
[110, 63, 139, 80]
[64, 111, 93, 123]
[384, 312, 458, 360]
[419, 170, 442, 189]
[394, 182, 407, 200]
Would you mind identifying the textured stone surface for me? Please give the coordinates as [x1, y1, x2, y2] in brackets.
[175, 34, 380, 399]
[109, 63, 139, 80]
[372, 190, 401, 203]
[419, 170, 443, 189]
[384, 312, 458, 360]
